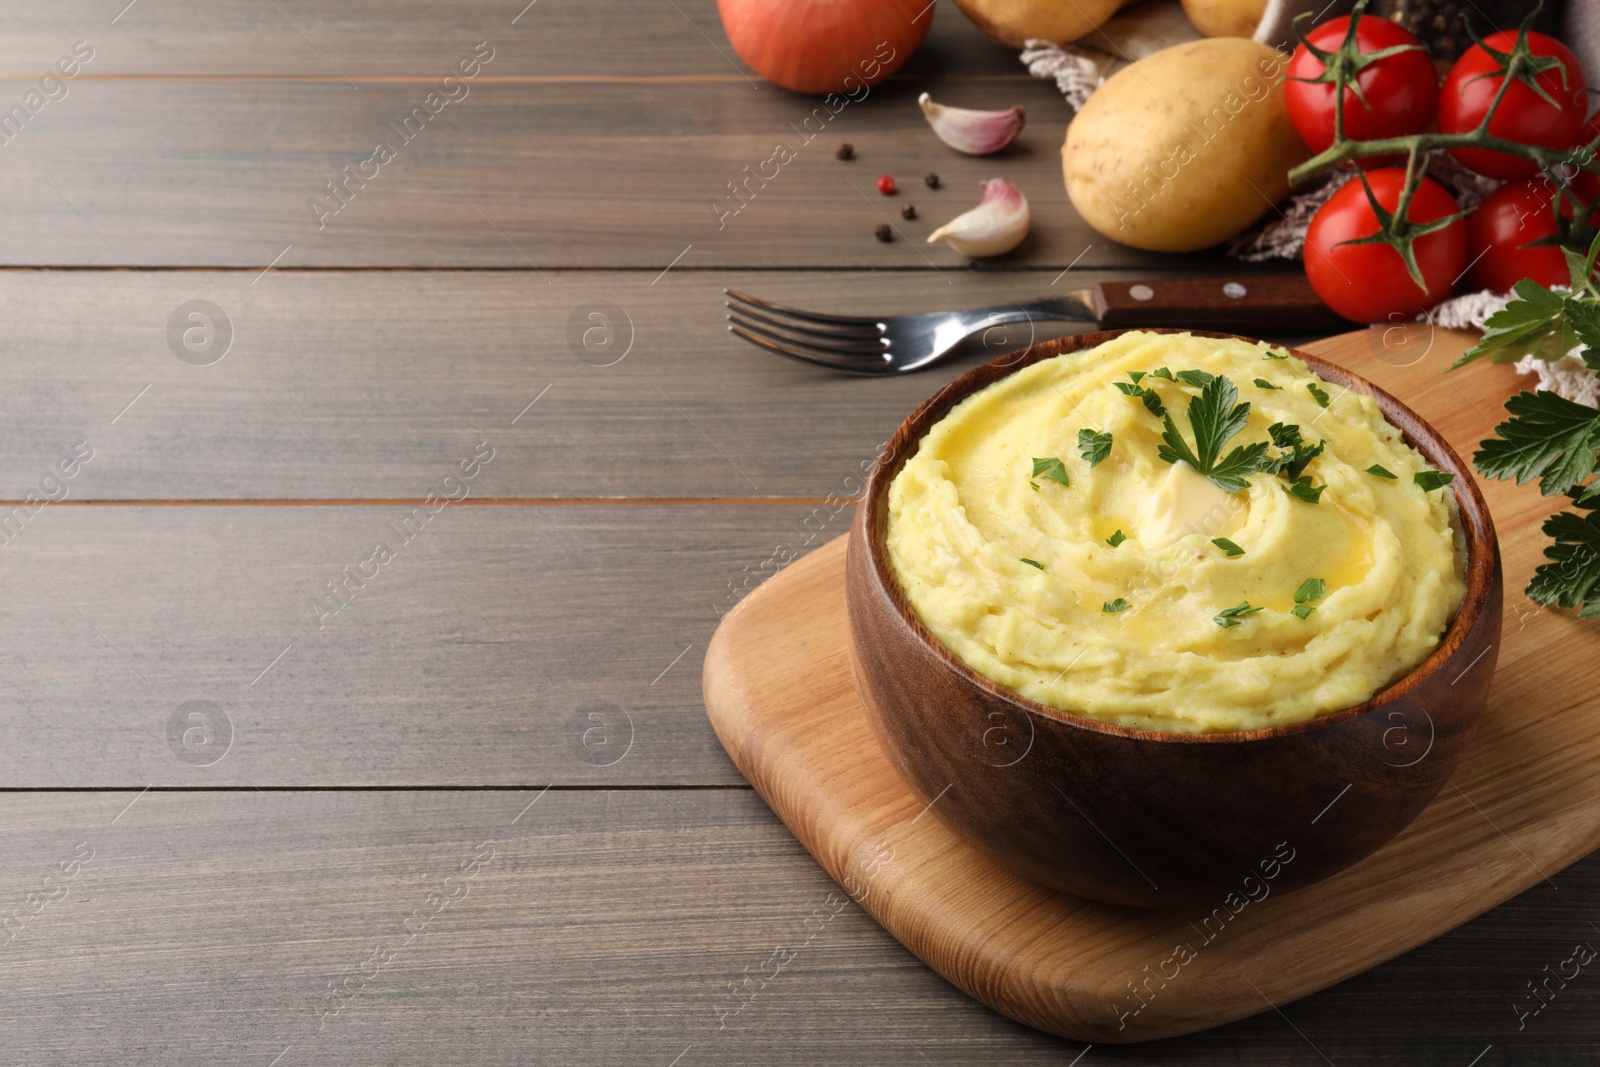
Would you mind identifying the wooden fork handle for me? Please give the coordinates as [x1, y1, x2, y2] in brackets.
[1092, 275, 1355, 334]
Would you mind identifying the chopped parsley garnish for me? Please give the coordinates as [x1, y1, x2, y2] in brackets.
[1078, 429, 1113, 468]
[1413, 470, 1455, 492]
[1175, 369, 1215, 387]
[1306, 382, 1331, 408]
[1214, 602, 1263, 628]
[1106, 529, 1126, 548]
[1156, 375, 1270, 494]
[1365, 464, 1398, 479]
[1253, 378, 1282, 390]
[1263, 350, 1289, 361]
[1261, 422, 1325, 481]
[1211, 537, 1244, 557]
[1115, 380, 1166, 418]
[1291, 578, 1327, 619]
[1282, 476, 1325, 504]
[1286, 579, 1324, 620]
[1294, 577, 1327, 602]
[1030, 456, 1069, 490]
[1020, 558, 1044, 570]
[1127, 370, 1147, 383]
[1103, 598, 1131, 614]
[1149, 367, 1175, 381]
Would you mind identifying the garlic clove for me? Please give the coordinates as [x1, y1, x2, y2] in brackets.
[927, 179, 1031, 258]
[918, 92, 1025, 156]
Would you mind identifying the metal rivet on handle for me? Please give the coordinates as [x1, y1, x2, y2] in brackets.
[1223, 282, 1247, 299]
[1129, 284, 1154, 301]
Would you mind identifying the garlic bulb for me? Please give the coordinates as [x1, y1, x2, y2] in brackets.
[917, 92, 1025, 155]
[927, 179, 1031, 258]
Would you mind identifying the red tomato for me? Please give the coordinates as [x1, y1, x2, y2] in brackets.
[1284, 15, 1438, 163]
[1569, 111, 1600, 205]
[1304, 169, 1467, 322]
[1465, 179, 1577, 293]
[1439, 30, 1589, 180]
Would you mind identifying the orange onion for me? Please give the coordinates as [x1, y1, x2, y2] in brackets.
[716, 0, 932, 95]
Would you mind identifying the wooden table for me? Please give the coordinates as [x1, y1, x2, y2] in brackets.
[2, 2, 1594, 1063]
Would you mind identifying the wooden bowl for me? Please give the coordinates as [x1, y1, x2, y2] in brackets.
[846, 329, 1502, 909]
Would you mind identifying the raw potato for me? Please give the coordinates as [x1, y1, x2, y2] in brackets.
[1062, 38, 1307, 253]
[953, 0, 1137, 47]
[1181, 0, 1269, 37]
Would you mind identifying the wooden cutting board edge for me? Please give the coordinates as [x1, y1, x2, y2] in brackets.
[702, 326, 1600, 1044]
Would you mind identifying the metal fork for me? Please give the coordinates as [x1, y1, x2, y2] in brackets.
[725, 275, 1349, 375]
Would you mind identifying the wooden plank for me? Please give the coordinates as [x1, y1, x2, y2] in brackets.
[0, 788, 1594, 1064]
[0, 0, 1029, 80]
[702, 327, 1600, 1042]
[0, 76, 1188, 269]
[0, 268, 1321, 501]
[0, 503, 855, 787]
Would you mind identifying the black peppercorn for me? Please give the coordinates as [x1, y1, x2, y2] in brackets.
[901, 204, 917, 220]
[874, 223, 892, 242]
[836, 143, 854, 161]
[925, 173, 940, 188]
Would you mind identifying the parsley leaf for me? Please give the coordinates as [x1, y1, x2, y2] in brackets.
[1414, 470, 1455, 492]
[1149, 367, 1175, 381]
[1214, 602, 1263, 628]
[1453, 280, 1580, 368]
[1283, 476, 1325, 504]
[1128, 370, 1147, 383]
[1260, 422, 1325, 481]
[1106, 529, 1126, 548]
[1365, 464, 1398, 479]
[1103, 598, 1131, 614]
[1175, 369, 1215, 387]
[1211, 537, 1244, 557]
[1290, 575, 1328, 618]
[1474, 390, 1600, 496]
[1294, 578, 1327, 604]
[1253, 377, 1282, 390]
[1263, 350, 1289, 361]
[1156, 375, 1266, 493]
[1020, 558, 1044, 570]
[1115, 380, 1167, 418]
[1306, 382, 1331, 407]
[1528, 510, 1600, 616]
[1030, 457, 1069, 487]
[1078, 429, 1113, 468]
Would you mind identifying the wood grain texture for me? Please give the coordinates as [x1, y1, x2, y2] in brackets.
[704, 328, 1600, 1041]
[0, 504, 858, 787]
[0, 269, 1324, 500]
[0, 75, 1185, 269]
[0, 0, 1028, 79]
[2, 787, 1596, 1066]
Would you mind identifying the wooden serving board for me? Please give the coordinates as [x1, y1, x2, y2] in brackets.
[702, 326, 1600, 1044]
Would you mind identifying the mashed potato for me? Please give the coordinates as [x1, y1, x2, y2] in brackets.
[885, 331, 1465, 733]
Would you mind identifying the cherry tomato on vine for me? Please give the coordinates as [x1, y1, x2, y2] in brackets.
[1439, 30, 1589, 180]
[1284, 16, 1438, 164]
[1568, 111, 1600, 205]
[1465, 179, 1598, 294]
[1303, 169, 1467, 323]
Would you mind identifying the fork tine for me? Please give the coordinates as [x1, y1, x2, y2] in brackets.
[727, 324, 894, 374]
[724, 289, 885, 330]
[726, 313, 888, 358]
[725, 299, 885, 341]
